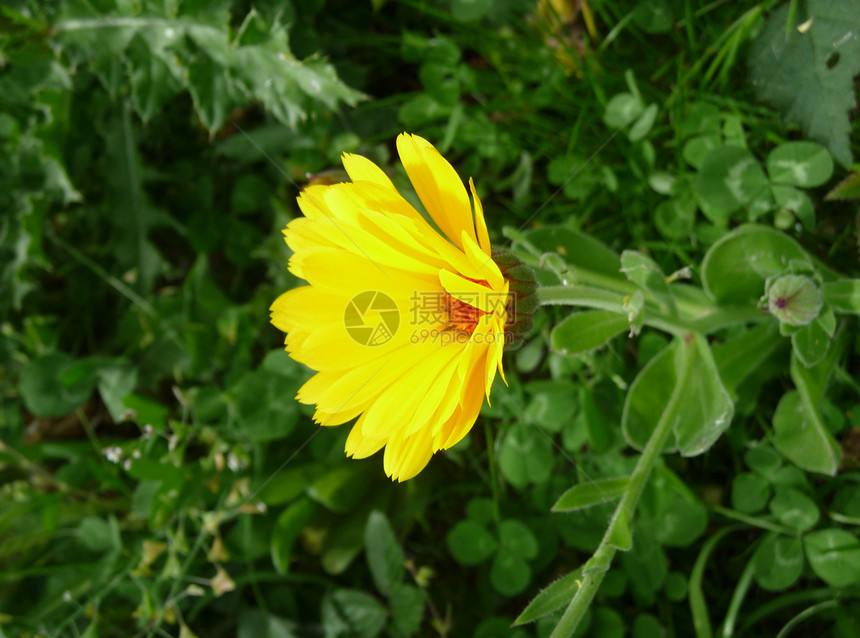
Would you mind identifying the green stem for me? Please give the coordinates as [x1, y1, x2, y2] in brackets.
[711, 505, 797, 536]
[721, 558, 756, 638]
[537, 285, 768, 336]
[548, 334, 694, 638]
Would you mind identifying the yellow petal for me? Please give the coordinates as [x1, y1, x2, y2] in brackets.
[469, 178, 491, 255]
[345, 416, 387, 459]
[342, 152, 397, 190]
[384, 424, 434, 481]
[396, 133, 476, 250]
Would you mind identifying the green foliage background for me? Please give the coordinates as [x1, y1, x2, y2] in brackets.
[2, 0, 860, 636]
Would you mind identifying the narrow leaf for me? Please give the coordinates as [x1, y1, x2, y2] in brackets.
[552, 477, 630, 512]
[513, 570, 583, 626]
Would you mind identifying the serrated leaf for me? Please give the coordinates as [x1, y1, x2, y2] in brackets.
[331, 589, 387, 638]
[825, 171, 860, 201]
[749, 0, 860, 167]
[388, 583, 425, 637]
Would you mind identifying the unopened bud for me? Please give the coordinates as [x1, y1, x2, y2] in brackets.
[766, 274, 822, 326]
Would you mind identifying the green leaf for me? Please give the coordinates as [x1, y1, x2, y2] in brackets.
[271, 497, 316, 574]
[750, 0, 860, 167]
[744, 445, 783, 477]
[451, 0, 492, 21]
[514, 570, 583, 625]
[633, 0, 674, 33]
[388, 583, 425, 638]
[683, 135, 721, 169]
[655, 192, 696, 240]
[632, 615, 666, 638]
[20, 353, 95, 418]
[238, 609, 298, 638]
[639, 464, 707, 547]
[490, 552, 531, 596]
[622, 334, 734, 456]
[628, 103, 659, 142]
[731, 472, 771, 514]
[498, 519, 539, 560]
[307, 465, 371, 513]
[621, 530, 667, 602]
[258, 465, 318, 506]
[694, 145, 769, 223]
[825, 171, 860, 201]
[767, 142, 834, 187]
[804, 529, 860, 587]
[364, 511, 404, 597]
[712, 322, 782, 399]
[604, 93, 644, 129]
[498, 422, 554, 488]
[700, 224, 812, 305]
[769, 487, 820, 531]
[230, 361, 300, 442]
[774, 332, 845, 475]
[446, 520, 497, 566]
[331, 589, 388, 638]
[608, 508, 632, 551]
[752, 533, 804, 591]
[823, 280, 860, 314]
[78, 516, 121, 554]
[772, 185, 815, 230]
[96, 365, 138, 422]
[552, 477, 630, 512]
[773, 391, 840, 476]
[551, 310, 629, 355]
[791, 317, 830, 367]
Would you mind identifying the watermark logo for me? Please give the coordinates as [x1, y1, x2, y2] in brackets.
[344, 291, 400, 346]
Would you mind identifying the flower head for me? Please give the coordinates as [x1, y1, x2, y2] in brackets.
[271, 133, 523, 481]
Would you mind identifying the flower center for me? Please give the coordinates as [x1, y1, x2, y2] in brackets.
[444, 294, 488, 335]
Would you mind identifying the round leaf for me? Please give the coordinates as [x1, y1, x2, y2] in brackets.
[767, 142, 834, 187]
[731, 472, 771, 514]
[695, 145, 769, 223]
[446, 520, 497, 566]
[804, 529, 860, 587]
[20, 353, 95, 418]
[752, 533, 804, 591]
[490, 552, 531, 596]
[769, 487, 820, 531]
[498, 519, 539, 560]
[701, 224, 812, 305]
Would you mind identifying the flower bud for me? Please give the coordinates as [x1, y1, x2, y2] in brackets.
[492, 249, 538, 350]
[766, 274, 822, 326]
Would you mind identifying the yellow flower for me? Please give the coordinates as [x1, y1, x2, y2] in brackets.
[270, 133, 514, 481]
